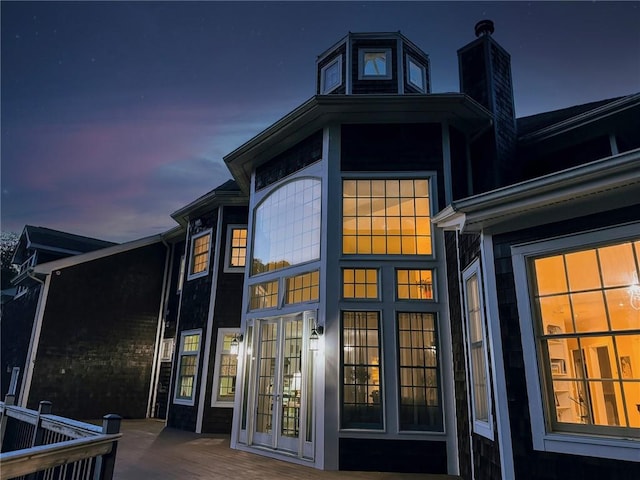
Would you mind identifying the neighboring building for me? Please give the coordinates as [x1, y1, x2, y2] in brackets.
[1, 226, 117, 401]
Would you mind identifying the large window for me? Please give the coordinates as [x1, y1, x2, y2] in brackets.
[513, 225, 640, 461]
[249, 280, 279, 310]
[342, 179, 431, 255]
[463, 260, 493, 438]
[252, 178, 321, 275]
[397, 312, 442, 431]
[285, 270, 319, 305]
[188, 230, 212, 280]
[341, 311, 382, 429]
[212, 329, 239, 406]
[174, 330, 202, 405]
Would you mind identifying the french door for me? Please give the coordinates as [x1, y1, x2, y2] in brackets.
[249, 312, 313, 455]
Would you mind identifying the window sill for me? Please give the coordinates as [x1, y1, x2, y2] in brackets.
[187, 270, 209, 281]
[473, 419, 494, 441]
[537, 432, 639, 462]
[173, 398, 196, 407]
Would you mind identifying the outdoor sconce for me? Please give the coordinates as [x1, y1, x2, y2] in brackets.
[309, 325, 324, 351]
[230, 333, 244, 355]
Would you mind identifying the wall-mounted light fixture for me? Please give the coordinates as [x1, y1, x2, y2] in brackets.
[309, 324, 324, 351]
[230, 333, 244, 355]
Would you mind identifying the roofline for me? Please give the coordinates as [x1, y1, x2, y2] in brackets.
[432, 147, 640, 233]
[518, 93, 640, 144]
[33, 234, 165, 275]
[224, 94, 492, 192]
[170, 188, 247, 226]
[316, 31, 430, 64]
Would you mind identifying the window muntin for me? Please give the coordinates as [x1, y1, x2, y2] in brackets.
[397, 312, 442, 431]
[396, 269, 434, 300]
[343, 179, 431, 255]
[225, 226, 247, 272]
[188, 230, 212, 279]
[174, 330, 202, 405]
[252, 178, 321, 275]
[213, 331, 239, 406]
[285, 270, 319, 305]
[321, 56, 342, 94]
[407, 57, 426, 91]
[341, 311, 382, 429]
[250, 280, 279, 310]
[531, 239, 640, 434]
[463, 261, 493, 438]
[343, 268, 378, 299]
[359, 49, 392, 79]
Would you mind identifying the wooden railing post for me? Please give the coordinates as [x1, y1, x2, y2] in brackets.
[31, 401, 52, 448]
[0, 394, 16, 451]
[93, 414, 121, 480]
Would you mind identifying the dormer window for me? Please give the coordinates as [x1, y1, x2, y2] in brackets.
[407, 56, 426, 92]
[359, 48, 392, 79]
[320, 56, 342, 94]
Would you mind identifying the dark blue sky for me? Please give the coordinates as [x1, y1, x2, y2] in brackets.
[2, 1, 639, 242]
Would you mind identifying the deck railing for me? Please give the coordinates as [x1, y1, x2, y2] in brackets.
[0, 395, 121, 480]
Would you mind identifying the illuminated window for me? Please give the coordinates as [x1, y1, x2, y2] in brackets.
[188, 230, 211, 280]
[343, 179, 431, 255]
[341, 311, 382, 429]
[397, 312, 442, 431]
[343, 268, 378, 299]
[359, 49, 392, 79]
[212, 330, 240, 406]
[252, 178, 321, 275]
[285, 270, 320, 305]
[321, 56, 342, 94]
[397, 269, 434, 300]
[174, 330, 202, 405]
[463, 260, 493, 438]
[531, 239, 640, 434]
[407, 56, 426, 92]
[225, 225, 247, 272]
[250, 280, 279, 310]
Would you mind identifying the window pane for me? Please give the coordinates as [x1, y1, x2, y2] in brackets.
[342, 179, 432, 255]
[285, 270, 320, 305]
[397, 269, 433, 300]
[229, 228, 247, 267]
[190, 233, 211, 275]
[250, 280, 279, 310]
[343, 268, 378, 299]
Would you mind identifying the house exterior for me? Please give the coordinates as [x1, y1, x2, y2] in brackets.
[1, 226, 116, 402]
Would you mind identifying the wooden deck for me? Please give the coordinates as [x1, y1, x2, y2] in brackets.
[114, 420, 459, 479]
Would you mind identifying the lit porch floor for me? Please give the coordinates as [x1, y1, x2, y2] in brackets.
[114, 419, 460, 480]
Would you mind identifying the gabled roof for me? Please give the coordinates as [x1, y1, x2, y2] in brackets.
[12, 225, 117, 265]
[170, 179, 247, 226]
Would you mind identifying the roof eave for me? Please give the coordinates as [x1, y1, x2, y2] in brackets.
[170, 190, 248, 226]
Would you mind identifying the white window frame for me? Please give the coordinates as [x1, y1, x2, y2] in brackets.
[187, 229, 212, 280]
[177, 254, 186, 293]
[462, 259, 494, 440]
[173, 329, 202, 406]
[159, 338, 174, 362]
[211, 328, 241, 407]
[406, 55, 426, 92]
[512, 223, 640, 462]
[9, 367, 20, 395]
[358, 48, 392, 80]
[320, 55, 342, 94]
[223, 225, 247, 273]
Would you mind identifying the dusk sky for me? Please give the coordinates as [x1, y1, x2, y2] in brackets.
[2, 1, 639, 243]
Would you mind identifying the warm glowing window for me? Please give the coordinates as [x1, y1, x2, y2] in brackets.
[532, 239, 640, 435]
[342, 311, 382, 429]
[250, 280, 279, 310]
[188, 230, 211, 279]
[212, 331, 239, 406]
[397, 269, 434, 300]
[342, 179, 431, 255]
[397, 312, 442, 431]
[174, 330, 202, 405]
[252, 178, 321, 275]
[227, 227, 247, 269]
[285, 270, 320, 305]
[343, 268, 378, 299]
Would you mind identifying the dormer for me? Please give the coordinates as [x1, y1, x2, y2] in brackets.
[316, 32, 431, 96]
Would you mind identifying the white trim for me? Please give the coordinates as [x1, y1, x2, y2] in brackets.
[320, 55, 342, 94]
[511, 223, 640, 462]
[406, 54, 426, 92]
[187, 229, 212, 280]
[173, 329, 203, 406]
[196, 208, 224, 432]
[462, 259, 494, 441]
[481, 235, 515, 480]
[211, 328, 241, 407]
[223, 224, 248, 273]
[8, 367, 20, 395]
